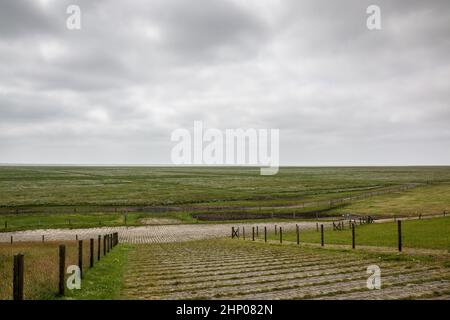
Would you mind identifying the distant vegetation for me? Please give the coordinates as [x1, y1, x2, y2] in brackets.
[0, 166, 449, 230]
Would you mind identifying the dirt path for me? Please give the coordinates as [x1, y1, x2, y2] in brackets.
[0, 221, 324, 244]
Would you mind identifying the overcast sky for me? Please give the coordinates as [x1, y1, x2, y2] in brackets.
[0, 0, 449, 165]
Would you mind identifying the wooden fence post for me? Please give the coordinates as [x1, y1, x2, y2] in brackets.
[59, 245, 65, 296]
[316, 223, 319, 232]
[279, 227, 282, 244]
[13, 254, 24, 300]
[10, 235, 13, 244]
[231, 227, 234, 239]
[264, 226, 267, 243]
[243, 227, 245, 240]
[103, 235, 107, 256]
[98, 235, 101, 261]
[90, 238, 94, 268]
[296, 224, 299, 245]
[352, 223, 355, 249]
[256, 226, 259, 237]
[252, 227, 255, 241]
[320, 224, 324, 247]
[42, 235, 45, 242]
[78, 240, 83, 278]
[397, 220, 402, 252]
[275, 225, 277, 236]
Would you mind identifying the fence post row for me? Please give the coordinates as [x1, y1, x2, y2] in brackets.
[13, 254, 24, 300]
[59, 245, 65, 296]
[10, 232, 119, 299]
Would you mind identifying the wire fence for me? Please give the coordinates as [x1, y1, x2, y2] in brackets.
[0, 233, 118, 300]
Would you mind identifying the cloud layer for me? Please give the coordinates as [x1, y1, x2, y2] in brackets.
[0, 0, 449, 165]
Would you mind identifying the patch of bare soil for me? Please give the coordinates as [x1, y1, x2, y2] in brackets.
[138, 217, 182, 225]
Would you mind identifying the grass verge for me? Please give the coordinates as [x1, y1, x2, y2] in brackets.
[63, 244, 134, 300]
[268, 216, 450, 250]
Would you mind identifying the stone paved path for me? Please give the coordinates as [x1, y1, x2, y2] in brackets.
[0, 221, 323, 244]
[121, 240, 450, 300]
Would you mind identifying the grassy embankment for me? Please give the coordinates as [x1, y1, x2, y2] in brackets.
[267, 216, 450, 251]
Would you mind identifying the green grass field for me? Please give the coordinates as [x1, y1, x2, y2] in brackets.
[2, 166, 449, 300]
[2, 166, 450, 208]
[64, 244, 134, 300]
[1, 166, 450, 230]
[328, 184, 450, 217]
[268, 217, 450, 250]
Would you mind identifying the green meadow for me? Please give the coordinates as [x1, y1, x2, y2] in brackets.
[269, 217, 450, 250]
[1, 166, 450, 230]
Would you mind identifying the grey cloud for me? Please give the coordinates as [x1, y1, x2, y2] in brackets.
[0, 0, 449, 165]
[0, 0, 57, 38]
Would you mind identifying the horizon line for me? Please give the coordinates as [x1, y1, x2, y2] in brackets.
[1, 163, 450, 167]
